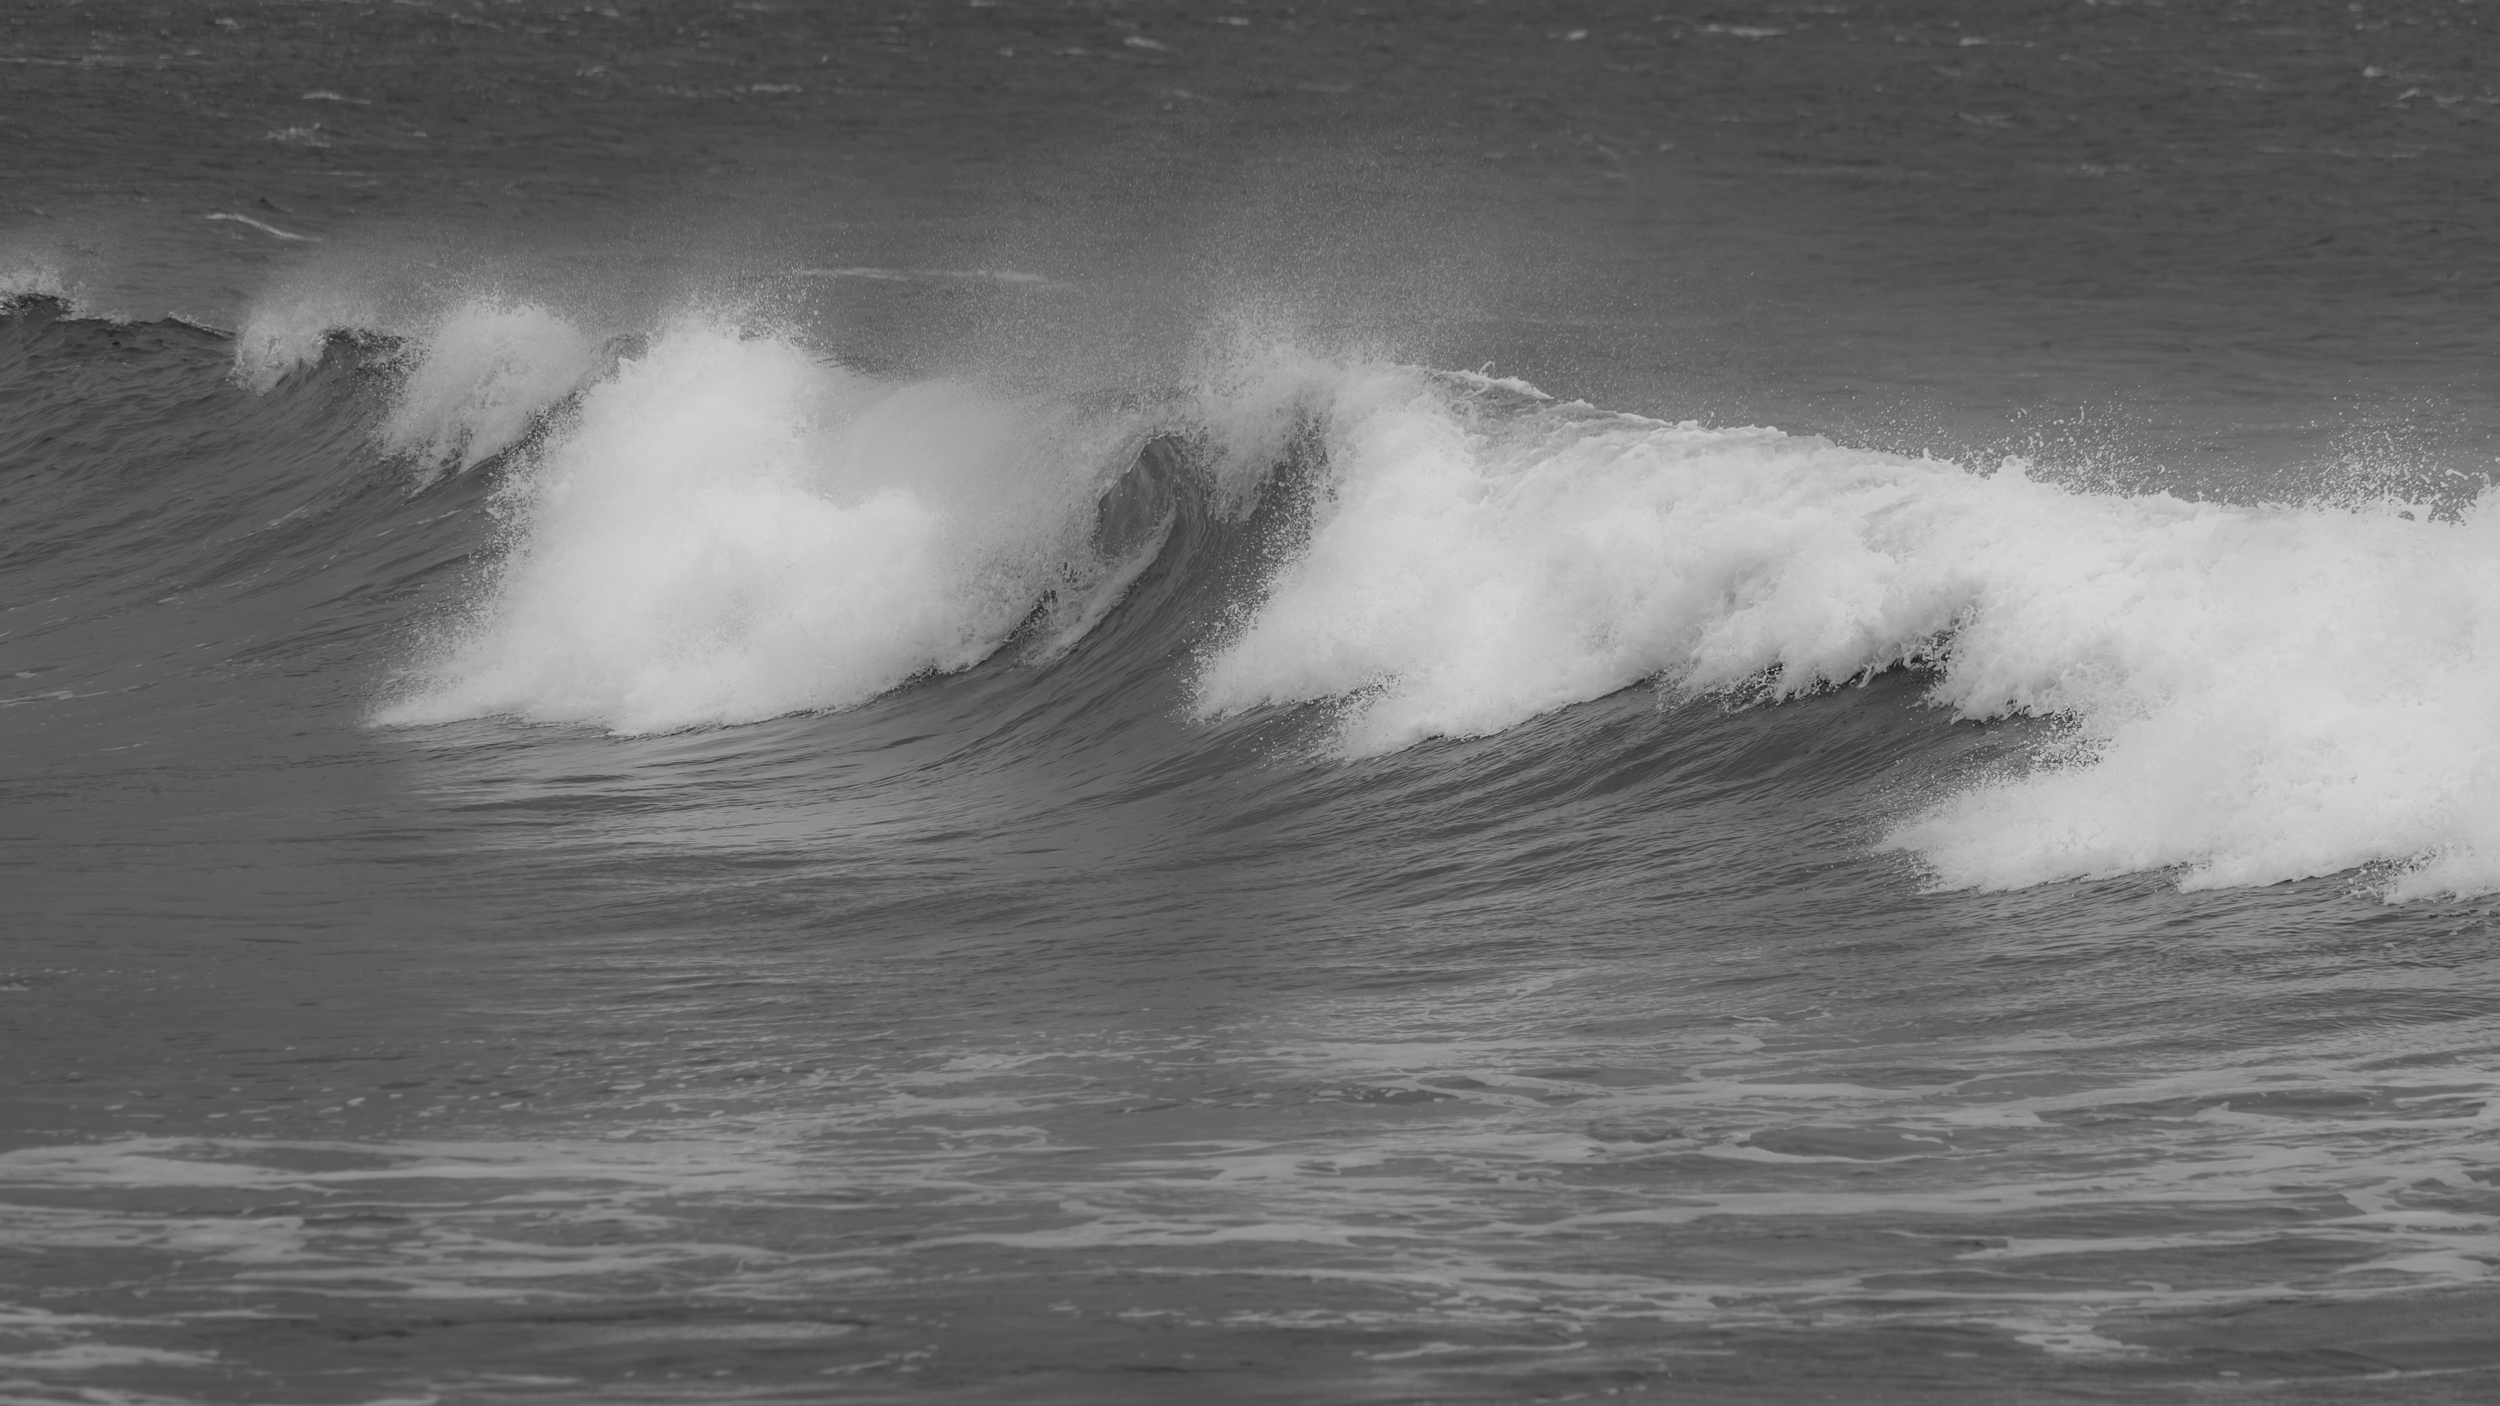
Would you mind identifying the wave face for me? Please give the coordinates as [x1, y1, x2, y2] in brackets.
[219, 293, 2500, 902]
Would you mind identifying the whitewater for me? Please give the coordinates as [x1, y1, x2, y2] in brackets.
[230, 294, 2500, 902]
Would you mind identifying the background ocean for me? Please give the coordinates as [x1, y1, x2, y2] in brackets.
[10, 1, 2500, 1401]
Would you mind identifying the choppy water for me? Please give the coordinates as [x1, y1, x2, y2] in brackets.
[11, 2, 2500, 1402]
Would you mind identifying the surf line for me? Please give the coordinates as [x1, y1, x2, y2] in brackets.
[205, 212, 320, 242]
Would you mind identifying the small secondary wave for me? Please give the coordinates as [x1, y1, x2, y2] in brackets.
[204, 211, 320, 243]
[0, 261, 81, 317]
[235, 293, 608, 472]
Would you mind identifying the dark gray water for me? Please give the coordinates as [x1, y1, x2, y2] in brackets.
[10, 2, 2500, 1402]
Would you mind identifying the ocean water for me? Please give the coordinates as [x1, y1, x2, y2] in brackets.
[10, 1, 2500, 1402]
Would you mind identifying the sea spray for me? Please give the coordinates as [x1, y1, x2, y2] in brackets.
[375, 318, 1146, 733]
[378, 300, 602, 471]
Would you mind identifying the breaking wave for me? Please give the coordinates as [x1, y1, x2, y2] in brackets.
[17, 287, 2498, 900]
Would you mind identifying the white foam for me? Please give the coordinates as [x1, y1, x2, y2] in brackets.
[205, 210, 319, 242]
[344, 305, 2500, 896]
[1194, 364, 2500, 897]
[230, 283, 383, 390]
[234, 293, 600, 473]
[0, 259, 81, 315]
[378, 319, 1137, 734]
[377, 300, 600, 470]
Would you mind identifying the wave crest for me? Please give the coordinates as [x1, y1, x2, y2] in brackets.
[375, 320, 1155, 734]
[1192, 367, 2500, 897]
[277, 287, 2500, 900]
